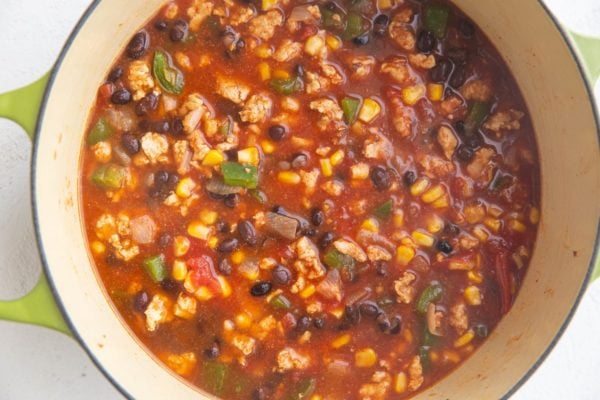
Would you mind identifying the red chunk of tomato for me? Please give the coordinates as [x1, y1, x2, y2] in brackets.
[187, 256, 221, 294]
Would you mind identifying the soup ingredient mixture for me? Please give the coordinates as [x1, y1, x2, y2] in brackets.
[82, 0, 540, 398]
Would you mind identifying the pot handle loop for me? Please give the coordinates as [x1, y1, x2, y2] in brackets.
[0, 74, 71, 335]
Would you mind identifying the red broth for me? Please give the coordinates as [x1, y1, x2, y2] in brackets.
[81, 0, 540, 398]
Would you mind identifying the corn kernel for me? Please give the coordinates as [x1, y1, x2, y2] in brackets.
[200, 210, 218, 225]
[272, 69, 290, 79]
[91, 240, 106, 255]
[278, 171, 301, 185]
[427, 83, 444, 101]
[195, 286, 214, 302]
[235, 312, 253, 329]
[412, 230, 435, 248]
[394, 372, 407, 394]
[454, 330, 475, 348]
[320, 158, 333, 177]
[331, 333, 351, 349]
[326, 35, 342, 50]
[432, 194, 449, 209]
[237, 147, 260, 166]
[174, 236, 190, 257]
[529, 207, 540, 224]
[361, 217, 379, 233]
[231, 250, 245, 265]
[464, 286, 482, 305]
[358, 98, 382, 123]
[508, 219, 527, 233]
[421, 184, 445, 204]
[187, 221, 211, 240]
[261, 0, 278, 11]
[378, 0, 394, 9]
[396, 245, 416, 266]
[176, 177, 196, 198]
[467, 271, 483, 284]
[300, 284, 316, 299]
[172, 260, 188, 281]
[355, 348, 378, 367]
[410, 178, 430, 196]
[465, 204, 486, 224]
[429, 351, 439, 363]
[255, 44, 272, 58]
[488, 205, 503, 218]
[443, 350, 461, 364]
[483, 217, 502, 233]
[401, 84, 426, 106]
[330, 149, 345, 166]
[260, 139, 276, 154]
[310, 396, 322, 400]
[329, 307, 344, 319]
[393, 210, 404, 227]
[258, 62, 271, 81]
[201, 149, 225, 166]
[426, 214, 444, 234]
[305, 35, 325, 56]
[207, 236, 219, 250]
[472, 225, 489, 242]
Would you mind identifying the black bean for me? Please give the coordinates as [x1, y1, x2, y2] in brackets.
[216, 221, 230, 234]
[218, 237, 239, 253]
[313, 316, 325, 329]
[370, 166, 392, 191]
[234, 38, 246, 53]
[252, 387, 268, 400]
[107, 66, 123, 82]
[318, 232, 334, 250]
[111, 88, 132, 105]
[294, 64, 305, 77]
[344, 304, 360, 325]
[464, 132, 482, 149]
[373, 14, 389, 36]
[126, 31, 150, 59]
[296, 315, 311, 331]
[375, 261, 387, 276]
[359, 301, 380, 318]
[154, 170, 169, 187]
[324, 1, 336, 11]
[430, 59, 452, 82]
[310, 208, 324, 227]
[157, 232, 172, 249]
[224, 149, 238, 162]
[291, 152, 309, 169]
[204, 340, 220, 359]
[449, 66, 467, 88]
[268, 124, 287, 141]
[436, 239, 453, 254]
[170, 118, 184, 135]
[448, 47, 468, 65]
[388, 315, 402, 334]
[224, 193, 240, 208]
[376, 313, 391, 332]
[218, 259, 232, 276]
[250, 281, 272, 297]
[154, 19, 168, 31]
[444, 222, 460, 236]
[454, 120, 466, 134]
[170, 19, 188, 42]
[166, 173, 179, 187]
[272, 265, 292, 286]
[238, 219, 257, 246]
[135, 93, 159, 116]
[403, 170, 416, 187]
[417, 30, 436, 53]
[456, 145, 474, 162]
[353, 34, 369, 46]
[133, 291, 150, 312]
[161, 279, 180, 294]
[152, 119, 171, 134]
[459, 19, 475, 38]
[120, 133, 140, 155]
[475, 323, 489, 338]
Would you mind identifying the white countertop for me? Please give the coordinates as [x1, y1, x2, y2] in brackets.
[0, 1, 598, 399]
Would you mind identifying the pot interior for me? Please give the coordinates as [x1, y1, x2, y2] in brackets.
[33, 0, 599, 398]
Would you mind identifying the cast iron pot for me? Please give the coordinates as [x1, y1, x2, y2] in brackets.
[0, 0, 599, 398]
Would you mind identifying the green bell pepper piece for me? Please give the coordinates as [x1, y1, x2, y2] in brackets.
[464, 101, 491, 134]
[424, 3, 451, 39]
[373, 199, 393, 219]
[142, 254, 167, 283]
[285, 377, 316, 400]
[342, 12, 365, 40]
[87, 118, 113, 145]
[323, 249, 355, 269]
[269, 293, 292, 309]
[341, 96, 360, 124]
[91, 163, 125, 190]
[153, 50, 184, 94]
[270, 77, 303, 95]
[320, 6, 346, 31]
[416, 283, 443, 314]
[221, 162, 258, 189]
[202, 361, 229, 396]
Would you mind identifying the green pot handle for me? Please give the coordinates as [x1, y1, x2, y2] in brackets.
[0, 73, 71, 335]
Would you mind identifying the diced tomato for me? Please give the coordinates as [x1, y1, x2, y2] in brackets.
[187, 256, 221, 294]
[98, 82, 114, 100]
[298, 23, 318, 41]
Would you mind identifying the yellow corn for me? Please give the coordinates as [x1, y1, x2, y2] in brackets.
[320, 158, 333, 177]
[202, 150, 225, 166]
[174, 236, 190, 257]
[378, 0, 394, 9]
[305, 35, 325, 56]
[393, 210, 404, 228]
[207, 236, 219, 250]
[176, 177, 196, 198]
[467, 271, 483, 284]
[429, 351, 439, 363]
[412, 230, 435, 248]
[235, 312, 253, 329]
[427, 83, 444, 101]
[258, 62, 271, 81]
[231, 250, 245, 265]
[172, 260, 188, 281]
[272, 69, 290, 80]
[472, 226, 489, 242]
[278, 171, 301, 185]
[410, 177, 430, 196]
[454, 330, 475, 348]
[529, 207, 540, 224]
[394, 372, 407, 394]
[187, 221, 211, 241]
[483, 217, 502, 233]
[204, 119, 218, 136]
[465, 204, 486, 224]
[300, 284, 316, 299]
[396, 245, 415, 266]
[260, 139, 276, 154]
[358, 98, 381, 123]
[255, 44, 272, 58]
[443, 350, 461, 364]
[91, 240, 106, 255]
[426, 214, 444, 234]
[355, 348, 378, 368]
[330, 149, 345, 166]
[464, 286, 482, 305]
[421, 184, 445, 204]
[195, 286, 214, 302]
[326, 35, 342, 50]
[331, 333, 351, 349]
[487, 205, 503, 218]
[261, 0, 278, 11]
[401, 84, 426, 106]
[237, 147, 260, 166]
[508, 219, 527, 233]
[432, 194, 449, 209]
[361, 217, 379, 233]
[329, 307, 344, 319]
[200, 210, 218, 225]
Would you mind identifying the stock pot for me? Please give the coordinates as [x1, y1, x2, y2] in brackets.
[0, 0, 598, 398]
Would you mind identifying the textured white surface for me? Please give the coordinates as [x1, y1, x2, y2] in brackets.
[0, 1, 598, 399]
